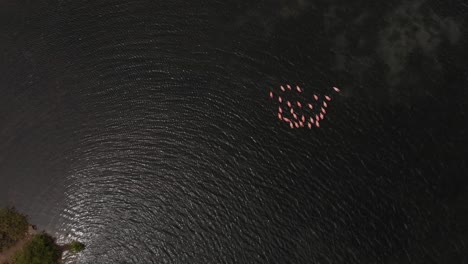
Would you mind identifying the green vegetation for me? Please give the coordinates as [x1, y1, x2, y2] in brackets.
[0, 207, 85, 264]
[69, 241, 85, 253]
[0, 207, 28, 251]
[12, 233, 61, 264]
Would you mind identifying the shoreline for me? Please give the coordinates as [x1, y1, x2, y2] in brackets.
[0, 225, 38, 264]
[0, 207, 85, 264]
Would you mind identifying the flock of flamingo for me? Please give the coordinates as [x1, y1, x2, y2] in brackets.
[268, 85, 341, 129]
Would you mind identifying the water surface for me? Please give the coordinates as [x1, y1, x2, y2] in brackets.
[1, 0, 467, 263]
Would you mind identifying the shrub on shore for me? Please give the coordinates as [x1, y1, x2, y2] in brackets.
[69, 241, 85, 253]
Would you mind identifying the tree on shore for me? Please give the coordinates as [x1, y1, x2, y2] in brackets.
[12, 233, 61, 264]
[0, 207, 28, 251]
[1, 207, 86, 264]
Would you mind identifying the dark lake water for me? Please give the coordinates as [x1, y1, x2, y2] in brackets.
[1, 0, 467, 263]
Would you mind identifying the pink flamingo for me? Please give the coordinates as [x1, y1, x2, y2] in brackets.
[323, 101, 328, 108]
[296, 101, 302, 108]
[278, 113, 282, 120]
[283, 117, 290, 122]
[278, 96, 282, 103]
[287, 101, 292, 108]
[293, 113, 298, 120]
[315, 121, 320, 127]
[320, 113, 324, 120]
[333, 86, 340, 92]
[289, 122, 294, 129]
[321, 107, 326, 114]
[309, 117, 314, 123]
[287, 84, 291, 90]
[307, 122, 312, 129]
[325, 95, 331, 101]
[280, 86, 285, 92]
[301, 115, 305, 122]
[313, 94, 318, 101]
[294, 122, 299, 128]
[308, 103, 313, 109]
[269, 91, 273, 99]
[278, 106, 283, 113]
[299, 121, 304, 127]
[296, 86, 302, 92]
[290, 108, 294, 114]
